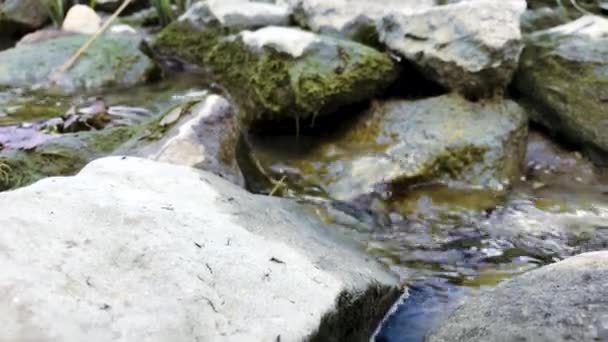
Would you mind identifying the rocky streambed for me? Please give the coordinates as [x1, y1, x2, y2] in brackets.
[1, 0, 608, 341]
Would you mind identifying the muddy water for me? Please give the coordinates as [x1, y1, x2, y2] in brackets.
[244, 126, 608, 341]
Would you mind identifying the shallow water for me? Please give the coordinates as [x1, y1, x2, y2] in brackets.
[243, 125, 608, 341]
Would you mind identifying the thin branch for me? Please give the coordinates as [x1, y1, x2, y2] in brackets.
[49, 0, 134, 83]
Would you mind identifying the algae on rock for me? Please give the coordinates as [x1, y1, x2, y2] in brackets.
[514, 16, 608, 162]
[0, 33, 158, 93]
[247, 94, 528, 200]
[207, 26, 397, 125]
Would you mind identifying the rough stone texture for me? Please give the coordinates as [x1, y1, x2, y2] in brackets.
[179, 0, 290, 31]
[250, 94, 528, 200]
[62, 4, 102, 34]
[207, 26, 397, 125]
[0, 0, 49, 33]
[0, 33, 158, 93]
[0, 156, 399, 341]
[428, 251, 608, 342]
[379, 0, 526, 97]
[286, 0, 434, 46]
[121, 94, 245, 187]
[514, 15, 608, 162]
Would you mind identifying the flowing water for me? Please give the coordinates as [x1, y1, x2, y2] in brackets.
[3, 74, 608, 341]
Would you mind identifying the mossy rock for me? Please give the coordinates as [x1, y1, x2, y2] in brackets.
[0, 33, 158, 93]
[514, 16, 608, 161]
[207, 26, 397, 125]
[248, 94, 527, 200]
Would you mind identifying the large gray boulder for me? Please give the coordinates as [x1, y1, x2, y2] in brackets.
[514, 15, 608, 161]
[378, 0, 526, 97]
[0, 0, 48, 33]
[429, 251, 608, 341]
[0, 156, 400, 341]
[0, 33, 158, 93]
[250, 94, 528, 200]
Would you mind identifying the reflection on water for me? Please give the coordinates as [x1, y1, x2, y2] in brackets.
[374, 278, 466, 342]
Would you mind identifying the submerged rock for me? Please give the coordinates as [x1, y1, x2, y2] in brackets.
[0, 33, 158, 93]
[0, 156, 399, 341]
[428, 251, 608, 341]
[514, 15, 608, 162]
[378, 0, 526, 98]
[250, 94, 527, 200]
[120, 94, 245, 186]
[0, 0, 48, 34]
[208, 26, 396, 125]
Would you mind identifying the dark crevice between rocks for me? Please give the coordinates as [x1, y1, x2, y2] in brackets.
[306, 283, 403, 342]
[380, 59, 447, 100]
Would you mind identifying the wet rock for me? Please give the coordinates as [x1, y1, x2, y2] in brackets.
[207, 26, 396, 125]
[514, 16, 608, 162]
[0, 0, 48, 35]
[0, 33, 157, 94]
[428, 251, 608, 342]
[378, 0, 526, 98]
[62, 4, 102, 35]
[250, 94, 527, 200]
[120, 94, 245, 187]
[0, 156, 399, 341]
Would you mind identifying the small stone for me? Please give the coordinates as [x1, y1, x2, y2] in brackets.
[62, 5, 102, 34]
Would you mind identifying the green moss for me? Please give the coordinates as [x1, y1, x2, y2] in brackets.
[153, 21, 227, 65]
[424, 145, 488, 179]
[207, 36, 396, 125]
[515, 34, 608, 156]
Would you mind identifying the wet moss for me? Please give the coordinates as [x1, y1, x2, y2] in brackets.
[153, 21, 227, 65]
[514, 34, 608, 159]
[207, 35, 396, 125]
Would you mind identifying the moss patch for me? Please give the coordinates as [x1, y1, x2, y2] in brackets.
[153, 21, 228, 66]
[207, 35, 396, 125]
[514, 33, 608, 158]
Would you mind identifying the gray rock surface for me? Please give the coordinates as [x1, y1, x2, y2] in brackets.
[429, 251, 608, 342]
[121, 94, 245, 186]
[514, 15, 608, 161]
[0, 156, 399, 341]
[378, 0, 526, 97]
[250, 94, 527, 200]
[286, 0, 434, 45]
[0, 33, 158, 93]
[181, 0, 290, 31]
[0, 0, 48, 33]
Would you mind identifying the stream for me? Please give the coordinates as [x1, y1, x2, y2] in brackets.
[2, 73, 608, 341]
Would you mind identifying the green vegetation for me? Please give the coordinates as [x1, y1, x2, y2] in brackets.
[151, 0, 193, 26]
[43, 1, 99, 27]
